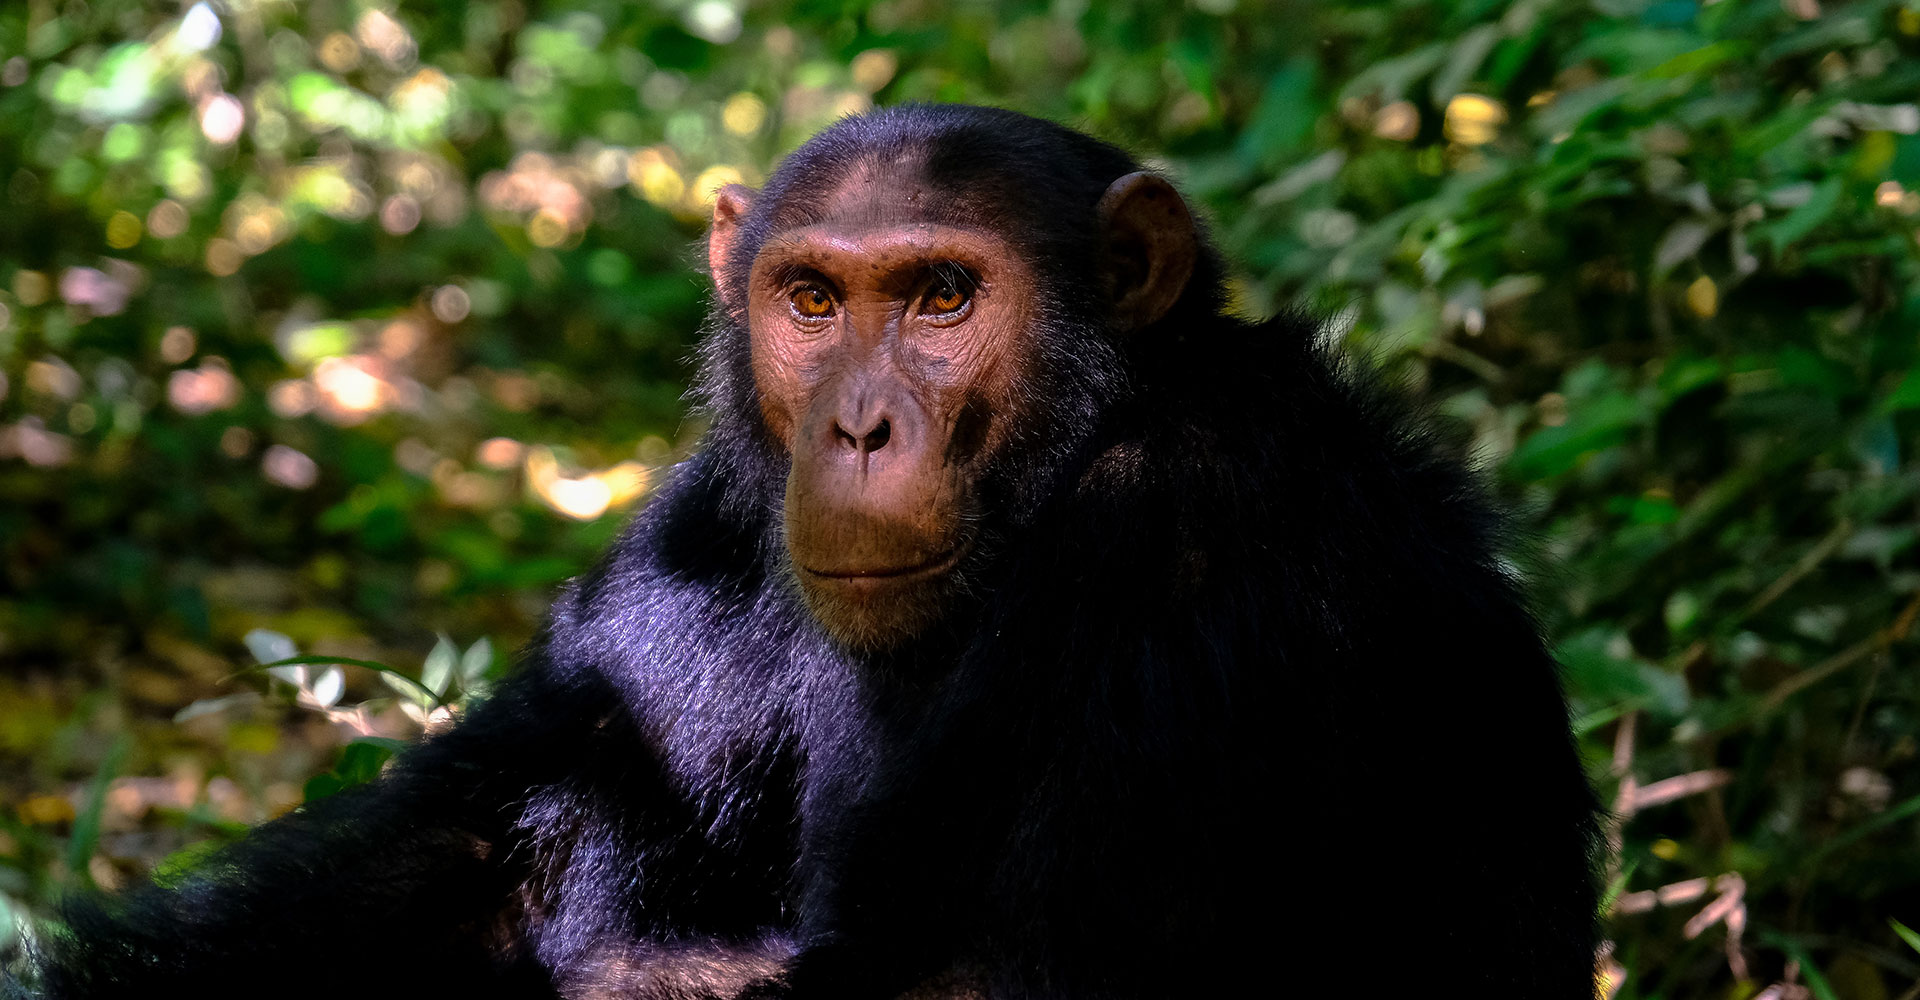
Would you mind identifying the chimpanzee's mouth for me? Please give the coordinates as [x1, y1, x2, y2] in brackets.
[800, 540, 970, 582]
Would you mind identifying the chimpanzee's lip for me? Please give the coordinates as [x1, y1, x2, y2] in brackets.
[800, 540, 970, 581]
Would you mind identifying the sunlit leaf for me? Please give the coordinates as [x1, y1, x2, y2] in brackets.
[244, 629, 298, 667]
[1759, 176, 1844, 253]
[309, 666, 345, 708]
[422, 636, 457, 698]
[461, 638, 494, 684]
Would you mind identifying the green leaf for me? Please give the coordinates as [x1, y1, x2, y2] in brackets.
[1656, 356, 1724, 404]
[302, 773, 345, 802]
[151, 839, 225, 889]
[1646, 41, 1750, 79]
[1509, 393, 1643, 479]
[253, 656, 441, 707]
[304, 738, 404, 802]
[1767, 934, 1841, 1000]
[1556, 628, 1690, 716]
[1803, 792, 1920, 871]
[1237, 61, 1317, 168]
[335, 738, 401, 784]
[1339, 42, 1446, 103]
[1760, 177, 1844, 253]
[1881, 368, 1920, 413]
[1429, 23, 1499, 105]
[1891, 919, 1920, 956]
[461, 637, 495, 684]
[67, 734, 131, 881]
[422, 636, 457, 698]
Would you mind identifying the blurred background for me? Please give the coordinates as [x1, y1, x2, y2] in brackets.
[2, 0, 1918, 995]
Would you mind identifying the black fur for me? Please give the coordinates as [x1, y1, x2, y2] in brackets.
[25, 105, 1600, 998]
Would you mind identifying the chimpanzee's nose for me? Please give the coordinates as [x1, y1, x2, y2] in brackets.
[833, 396, 892, 455]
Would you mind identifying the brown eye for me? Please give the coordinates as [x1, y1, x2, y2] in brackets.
[791, 286, 834, 318]
[925, 284, 969, 315]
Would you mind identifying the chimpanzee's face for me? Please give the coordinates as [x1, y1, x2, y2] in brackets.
[711, 163, 1039, 649]
[707, 158, 1195, 650]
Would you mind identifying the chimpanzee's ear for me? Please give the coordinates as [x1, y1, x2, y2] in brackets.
[1096, 172, 1198, 332]
[708, 184, 755, 314]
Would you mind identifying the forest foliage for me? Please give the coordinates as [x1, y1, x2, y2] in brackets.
[3, 1, 1920, 996]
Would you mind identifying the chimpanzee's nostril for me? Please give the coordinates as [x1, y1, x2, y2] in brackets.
[832, 417, 890, 454]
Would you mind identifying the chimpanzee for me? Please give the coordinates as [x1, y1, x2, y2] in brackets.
[24, 105, 1600, 998]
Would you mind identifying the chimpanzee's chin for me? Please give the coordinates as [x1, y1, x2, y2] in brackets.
[795, 567, 960, 652]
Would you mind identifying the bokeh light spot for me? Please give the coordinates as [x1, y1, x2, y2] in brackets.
[26, 359, 82, 400]
[261, 444, 319, 489]
[101, 123, 145, 162]
[313, 356, 394, 421]
[685, 1, 743, 44]
[430, 284, 471, 323]
[105, 210, 142, 248]
[691, 165, 744, 209]
[200, 94, 245, 145]
[159, 326, 197, 364]
[380, 193, 421, 234]
[476, 437, 524, 470]
[378, 320, 423, 359]
[146, 199, 189, 239]
[205, 238, 243, 276]
[356, 10, 417, 69]
[167, 359, 240, 415]
[850, 50, 897, 93]
[2, 418, 75, 467]
[628, 148, 686, 207]
[527, 209, 569, 247]
[178, 3, 222, 51]
[1373, 101, 1419, 141]
[234, 211, 282, 255]
[721, 93, 766, 136]
[220, 426, 254, 458]
[1443, 94, 1506, 146]
[267, 380, 316, 418]
[12, 271, 50, 306]
[318, 32, 361, 73]
[59, 267, 131, 316]
[1685, 275, 1718, 318]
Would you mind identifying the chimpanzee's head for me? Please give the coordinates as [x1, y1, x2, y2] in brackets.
[703, 105, 1213, 649]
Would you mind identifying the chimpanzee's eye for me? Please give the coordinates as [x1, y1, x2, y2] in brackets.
[922, 264, 977, 319]
[791, 286, 835, 318]
[926, 283, 968, 314]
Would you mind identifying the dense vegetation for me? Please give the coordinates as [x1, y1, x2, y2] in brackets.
[3, 1, 1918, 996]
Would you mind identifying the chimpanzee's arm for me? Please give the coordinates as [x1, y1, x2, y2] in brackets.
[27, 666, 634, 997]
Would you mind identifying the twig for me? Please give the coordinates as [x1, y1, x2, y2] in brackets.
[1756, 590, 1920, 717]
[1628, 769, 1733, 811]
[1611, 710, 1638, 780]
[1423, 339, 1508, 383]
[1605, 711, 1638, 881]
[1615, 877, 1709, 914]
[1683, 874, 1745, 940]
[1738, 518, 1853, 624]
